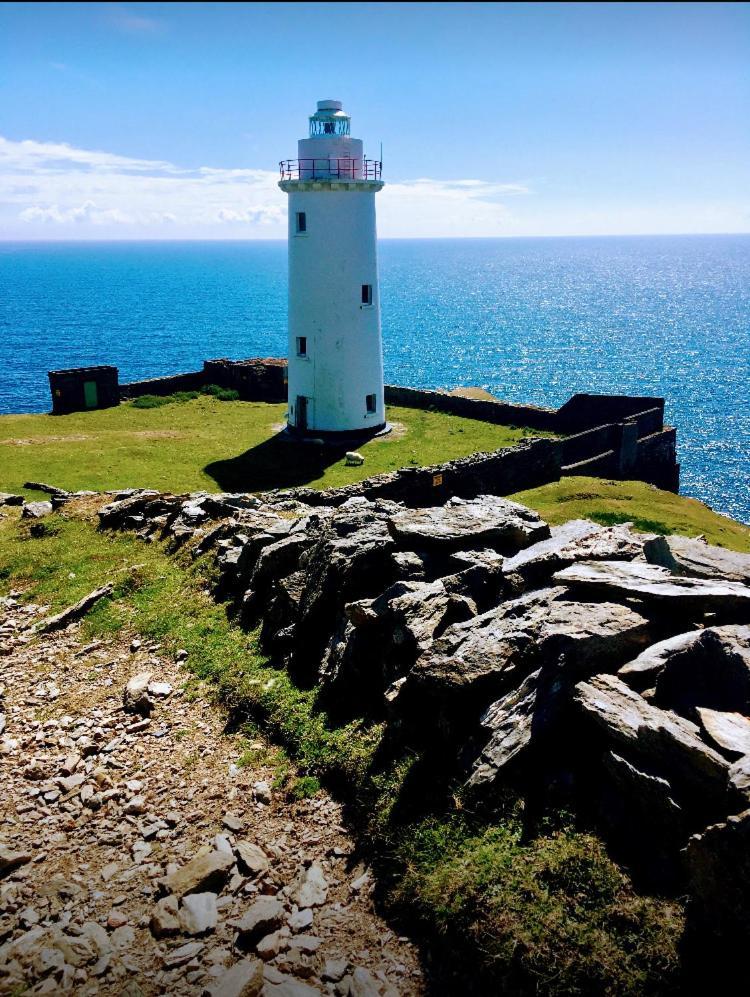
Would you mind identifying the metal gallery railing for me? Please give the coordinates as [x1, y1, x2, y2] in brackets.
[279, 158, 383, 181]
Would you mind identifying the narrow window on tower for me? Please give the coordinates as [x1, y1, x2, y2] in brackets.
[365, 393, 377, 414]
[361, 284, 373, 306]
[295, 212, 307, 234]
[296, 336, 307, 357]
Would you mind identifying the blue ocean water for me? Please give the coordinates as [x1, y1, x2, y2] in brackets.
[1, 236, 748, 524]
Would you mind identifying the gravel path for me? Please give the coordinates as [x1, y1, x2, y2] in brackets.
[0, 593, 424, 996]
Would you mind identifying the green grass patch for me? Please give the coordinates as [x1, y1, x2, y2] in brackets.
[0, 397, 543, 497]
[511, 476, 750, 552]
[394, 816, 683, 996]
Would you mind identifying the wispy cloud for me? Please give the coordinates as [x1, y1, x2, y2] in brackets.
[108, 4, 166, 35]
[0, 135, 531, 239]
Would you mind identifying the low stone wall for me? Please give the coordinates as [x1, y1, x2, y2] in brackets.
[202, 358, 287, 402]
[119, 370, 205, 398]
[120, 357, 287, 403]
[287, 438, 563, 508]
[383, 384, 558, 432]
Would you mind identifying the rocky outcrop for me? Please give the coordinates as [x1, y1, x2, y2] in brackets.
[97, 487, 750, 927]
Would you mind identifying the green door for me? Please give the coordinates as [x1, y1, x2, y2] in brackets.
[83, 381, 98, 409]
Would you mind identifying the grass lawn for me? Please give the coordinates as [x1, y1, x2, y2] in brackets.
[511, 476, 750, 552]
[0, 396, 542, 497]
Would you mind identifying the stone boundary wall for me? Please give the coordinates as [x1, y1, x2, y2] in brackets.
[120, 358, 287, 403]
[119, 370, 205, 398]
[383, 384, 558, 432]
[287, 438, 563, 508]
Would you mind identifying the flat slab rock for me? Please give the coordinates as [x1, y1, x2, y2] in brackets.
[644, 534, 750, 584]
[502, 519, 645, 582]
[387, 495, 550, 553]
[697, 708, 750, 760]
[574, 673, 731, 805]
[554, 559, 750, 611]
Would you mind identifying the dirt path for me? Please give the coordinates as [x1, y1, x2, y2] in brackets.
[0, 595, 425, 996]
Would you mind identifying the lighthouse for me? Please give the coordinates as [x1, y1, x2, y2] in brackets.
[279, 100, 385, 436]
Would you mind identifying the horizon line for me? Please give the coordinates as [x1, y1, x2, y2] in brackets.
[1, 231, 749, 245]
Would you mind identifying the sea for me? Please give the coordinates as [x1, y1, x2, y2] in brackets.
[1, 236, 748, 524]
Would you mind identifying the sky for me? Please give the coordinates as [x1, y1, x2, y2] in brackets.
[0, 1, 748, 240]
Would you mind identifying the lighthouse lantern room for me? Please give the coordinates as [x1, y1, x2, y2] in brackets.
[279, 100, 385, 436]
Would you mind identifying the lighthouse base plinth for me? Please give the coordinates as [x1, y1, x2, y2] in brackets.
[283, 422, 390, 445]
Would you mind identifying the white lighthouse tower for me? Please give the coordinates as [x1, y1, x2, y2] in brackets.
[279, 100, 386, 436]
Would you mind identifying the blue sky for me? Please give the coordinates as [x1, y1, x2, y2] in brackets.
[1, 2, 748, 238]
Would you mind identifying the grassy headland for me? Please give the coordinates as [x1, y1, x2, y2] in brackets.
[511, 476, 750, 552]
[0, 395, 542, 496]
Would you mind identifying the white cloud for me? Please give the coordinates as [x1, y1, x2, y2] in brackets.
[108, 4, 165, 35]
[0, 134, 532, 240]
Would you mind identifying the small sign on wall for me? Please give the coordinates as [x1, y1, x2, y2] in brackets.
[432, 473, 443, 487]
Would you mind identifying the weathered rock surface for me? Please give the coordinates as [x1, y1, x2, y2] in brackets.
[179, 892, 218, 935]
[554, 559, 750, 615]
[123, 671, 153, 716]
[387, 495, 549, 553]
[502, 519, 645, 584]
[204, 958, 264, 997]
[696, 708, 750, 759]
[163, 850, 235, 899]
[402, 588, 651, 731]
[21, 500, 53, 519]
[574, 673, 732, 811]
[229, 897, 285, 943]
[644, 533, 750, 584]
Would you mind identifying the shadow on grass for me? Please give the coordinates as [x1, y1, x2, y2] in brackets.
[204, 431, 351, 492]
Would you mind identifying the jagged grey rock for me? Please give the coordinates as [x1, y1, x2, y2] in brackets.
[553, 560, 750, 614]
[321, 577, 475, 706]
[387, 494, 550, 553]
[123, 672, 153, 717]
[574, 673, 732, 809]
[228, 897, 284, 942]
[21, 501, 53, 519]
[150, 896, 180, 938]
[403, 588, 651, 727]
[234, 841, 270, 878]
[204, 958, 264, 997]
[644, 534, 750, 584]
[179, 892, 218, 935]
[163, 850, 235, 899]
[503, 519, 645, 585]
[0, 844, 32, 876]
[652, 626, 750, 717]
[31, 584, 113, 635]
[466, 670, 540, 788]
[697, 708, 750, 760]
[0, 493, 23, 506]
[291, 862, 328, 908]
